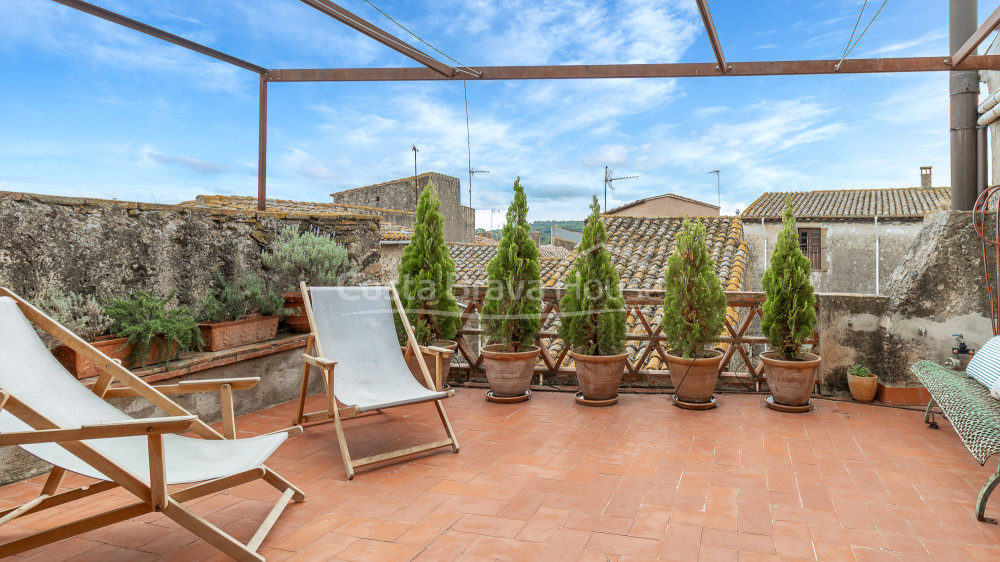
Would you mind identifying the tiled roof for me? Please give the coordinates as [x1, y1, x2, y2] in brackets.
[538, 245, 571, 259]
[741, 188, 950, 220]
[381, 223, 414, 242]
[185, 195, 414, 218]
[607, 193, 719, 215]
[448, 243, 573, 288]
[475, 233, 500, 245]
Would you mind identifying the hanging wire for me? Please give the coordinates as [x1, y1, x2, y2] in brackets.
[840, 0, 868, 62]
[842, 0, 890, 60]
[363, 0, 481, 77]
[464, 81, 473, 207]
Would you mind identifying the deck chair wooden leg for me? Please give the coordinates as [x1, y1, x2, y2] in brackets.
[331, 396, 356, 480]
[261, 465, 306, 502]
[0, 502, 150, 557]
[295, 336, 315, 425]
[0, 481, 118, 522]
[40, 467, 66, 496]
[162, 501, 264, 562]
[433, 400, 460, 453]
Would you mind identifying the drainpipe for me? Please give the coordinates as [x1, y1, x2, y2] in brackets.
[761, 218, 767, 283]
[951, 0, 979, 211]
[978, 125, 989, 199]
[874, 216, 879, 296]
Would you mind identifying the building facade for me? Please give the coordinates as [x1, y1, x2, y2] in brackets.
[605, 193, 719, 217]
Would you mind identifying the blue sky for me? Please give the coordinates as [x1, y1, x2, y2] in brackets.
[1, 1, 996, 225]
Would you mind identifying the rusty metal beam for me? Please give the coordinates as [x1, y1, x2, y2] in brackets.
[258, 77, 267, 212]
[50, 0, 267, 74]
[951, 4, 1000, 67]
[297, 0, 455, 77]
[695, 0, 728, 72]
[266, 55, 1000, 82]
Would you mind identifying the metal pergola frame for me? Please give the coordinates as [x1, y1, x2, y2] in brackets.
[51, 0, 1000, 211]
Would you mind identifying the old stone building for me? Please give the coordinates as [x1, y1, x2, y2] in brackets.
[741, 185, 950, 294]
[605, 193, 719, 217]
[332, 172, 475, 243]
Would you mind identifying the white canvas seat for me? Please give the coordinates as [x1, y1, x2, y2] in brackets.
[0, 290, 304, 562]
[295, 284, 459, 479]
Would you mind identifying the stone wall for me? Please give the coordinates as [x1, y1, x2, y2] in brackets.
[0, 192, 381, 305]
[332, 172, 475, 243]
[744, 217, 930, 294]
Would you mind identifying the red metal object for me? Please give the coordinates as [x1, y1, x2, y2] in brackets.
[695, 0, 728, 72]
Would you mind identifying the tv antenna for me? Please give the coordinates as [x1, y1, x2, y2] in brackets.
[708, 169, 720, 207]
[463, 82, 491, 207]
[411, 145, 419, 204]
[604, 165, 638, 212]
[469, 169, 490, 208]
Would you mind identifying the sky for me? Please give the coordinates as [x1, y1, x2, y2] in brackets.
[1, 1, 997, 227]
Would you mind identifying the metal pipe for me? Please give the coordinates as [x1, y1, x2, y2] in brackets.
[264, 55, 1000, 83]
[979, 125, 989, 199]
[952, 3, 1000, 66]
[695, 0, 728, 72]
[979, 89, 1000, 114]
[951, 0, 980, 211]
[258, 77, 267, 211]
[874, 216, 879, 296]
[761, 218, 767, 279]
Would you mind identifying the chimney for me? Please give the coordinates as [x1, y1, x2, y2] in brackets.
[920, 166, 932, 189]
[532, 231, 541, 247]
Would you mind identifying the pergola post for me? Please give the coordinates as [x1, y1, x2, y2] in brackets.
[258, 77, 267, 212]
[951, 0, 979, 211]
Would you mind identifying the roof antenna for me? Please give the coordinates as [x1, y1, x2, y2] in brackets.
[604, 166, 638, 212]
[464, 82, 489, 207]
[412, 144, 419, 205]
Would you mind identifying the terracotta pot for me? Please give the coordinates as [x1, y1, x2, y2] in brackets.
[481, 344, 539, 397]
[571, 351, 628, 401]
[282, 292, 311, 333]
[761, 352, 821, 407]
[848, 373, 878, 402]
[665, 349, 724, 405]
[52, 335, 178, 379]
[402, 340, 458, 390]
[199, 315, 279, 352]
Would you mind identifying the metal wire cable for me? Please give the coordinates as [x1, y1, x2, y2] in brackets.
[362, 0, 481, 76]
[843, 0, 890, 60]
[840, 0, 868, 62]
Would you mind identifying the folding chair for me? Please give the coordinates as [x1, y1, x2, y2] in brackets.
[0, 288, 304, 562]
[294, 283, 459, 479]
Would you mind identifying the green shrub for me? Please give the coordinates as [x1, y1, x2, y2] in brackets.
[394, 181, 461, 346]
[33, 288, 112, 348]
[662, 216, 727, 359]
[482, 178, 541, 352]
[104, 291, 202, 367]
[199, 268, 287, 323]
[761, 196, 817, 360]
[261, 225, 356, 292]
[558, 196, 625, 356]
[848, 364, 873, 377]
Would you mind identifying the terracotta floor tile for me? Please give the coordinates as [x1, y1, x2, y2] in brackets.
[660, 523, 702, 561]
[334, 517, 412, 542]
[697, 545, 739, 561]
[463, 535, 547, 560]
[564, 511, 633, 535]
[450, 513, 526, 539]
[515, 507, 570, 543]
[586, 531, 661, 558]
[335, 538, 421, 561]
[394, 510, 462, 547]
[413, 530, 479, 560]
[701, 528, 776, 554]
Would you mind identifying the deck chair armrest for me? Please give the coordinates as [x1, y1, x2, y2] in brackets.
[302, 354, 337, 370]
[103, 378, 260, 399]
[0, 415, 198, 446]
[421, 345, 455, 357]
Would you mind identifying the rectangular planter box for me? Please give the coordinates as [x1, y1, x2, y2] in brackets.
[52, 335, 178, 379]
[198, 315, 280, 352]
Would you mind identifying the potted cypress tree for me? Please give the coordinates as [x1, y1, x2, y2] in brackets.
[558, 196, 627, 406]
[481, 178, 541, 403]
[261, 225, 356, 332]
[662, 216, 728, 409]
[395, 180, 461, 390]
[760, 196, 820, 412]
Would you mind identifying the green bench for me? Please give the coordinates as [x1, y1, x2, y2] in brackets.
[911, 360, 1000, 523]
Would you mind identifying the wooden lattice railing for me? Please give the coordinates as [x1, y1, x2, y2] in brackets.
[449, 286, 819, 386]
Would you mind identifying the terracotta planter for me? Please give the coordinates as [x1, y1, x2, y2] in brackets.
[199, 315, 279, 352]
[761, 352, 821, 409]
[52, 335, 178, 379]
[665, 349, 724, 407]
[481, 344, 539, 398]
[282, 292, 311, 333]
[848, 373, 878, 402]
[402, 340, 458, 390]
[571, 351, 628, 401]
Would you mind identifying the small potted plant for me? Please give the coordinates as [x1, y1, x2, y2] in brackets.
[39, 288, 117, 379]
[558, 196, 627, 406]
[760, 196, 820, 412]
[104, 290, 202, 368]
[662, 216, 728, 409]
[261, 225, 356, 332]
[847, 364, 878, 402]
[197, 268, 287, 351]
[395, 180, 461, 389]
[481, 178, 542, 403]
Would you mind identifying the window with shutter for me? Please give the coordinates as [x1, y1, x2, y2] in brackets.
[798, 228, 822, 270]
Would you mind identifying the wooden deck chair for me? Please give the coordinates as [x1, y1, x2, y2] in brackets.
[0, 288, 304, 562]
[294, 283, 459, 479]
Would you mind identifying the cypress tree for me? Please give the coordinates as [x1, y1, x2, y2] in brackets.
[394, 180, 461, 346]
[558, 196, 626, 356]
[662, 216, 727, 359]
[482, 178, 541, 352]
[761, 196, 816, 360]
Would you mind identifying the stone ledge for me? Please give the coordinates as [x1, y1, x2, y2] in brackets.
[80, 331, 310, 388]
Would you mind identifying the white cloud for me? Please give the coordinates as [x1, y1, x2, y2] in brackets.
[139, 146, 229, 174]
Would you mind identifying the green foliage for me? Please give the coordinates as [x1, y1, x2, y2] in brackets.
[33, 288, 112, 348]
[394, 181, 461, 346]
[482, 178, 542, 352]
[557, 196, 626, 356]
[261, 225, 356, 292]
[104, 291, 202, 367]
[848, 364, 873, 377]
[662, 217, 727, 359]
[761, 196, 817, 360]
[199, 268, 287, 323]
